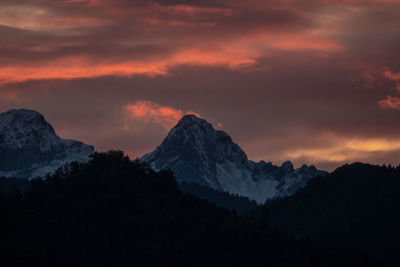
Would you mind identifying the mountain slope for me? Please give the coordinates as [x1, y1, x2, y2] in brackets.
[0, 109, 94, 178]
[248, 163, 400, 265]
[0, 151, 381, 266]
[141, 114, 326, 203]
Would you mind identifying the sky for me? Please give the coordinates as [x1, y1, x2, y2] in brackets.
[1, 0, 400, 170]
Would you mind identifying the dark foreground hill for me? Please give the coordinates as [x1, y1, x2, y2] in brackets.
[178, 181, 259, 215]
[0, 152, 379, 267]
[248, 163, 400, 266]
[0, 178, 257, 216]
[0, 177, 29, 197]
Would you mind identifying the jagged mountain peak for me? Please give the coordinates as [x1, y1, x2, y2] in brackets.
[164, 114, 216, 143]
[0, 108, 55, 133]
[4, 108, 43, 118]
[178, 114, 207, 125]
[281, 161, 294, 171]
[169, 114, 233, 144]
[1, 109, 47, 124]
[146, 114, 248, 164]
[0, 108, 94, 179]
[172, 114, 211, 132]
[142, 114, 327, 203]
[156, 114, 237, 155]
[282, 160, 293, 166]
[0, 109, 60, 151]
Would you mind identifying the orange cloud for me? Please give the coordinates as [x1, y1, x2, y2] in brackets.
[379, 96, 400, 111]
[0, 46, 259, 84]
[0, 0, 394, 86]
[284, 135, 400, 163]
[320, 0, 400, 3]
[382, 68, 400, 91]
[161, 4, 233, 16]
[383, 69, 400, 80]
[232, 31, 344, 55]
[0, 0, 350, 85]
[123, 101, 200, 129]
[171, 48, 257, 69]
[0, 60, 168, 85]
[0, 34, 341, 84]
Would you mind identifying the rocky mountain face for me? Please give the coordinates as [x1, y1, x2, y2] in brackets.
[0, 109, 94, 178]
[141, 115, 326, 203]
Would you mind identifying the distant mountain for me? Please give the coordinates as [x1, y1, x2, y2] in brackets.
[0, 109, 94, 178]
[141, 114, 326, 203]
[248, 163, 400, 265]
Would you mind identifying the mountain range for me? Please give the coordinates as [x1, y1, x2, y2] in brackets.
[0, 109, 94, 178]
[141, 114, 326, 203]
[0, 109, 325, 203]
[0, 108, 397, 264]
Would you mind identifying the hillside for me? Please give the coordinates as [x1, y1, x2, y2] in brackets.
[0, 152, 379, 266]
[178, 181, 259, 214]
[248, 163, 400, 265]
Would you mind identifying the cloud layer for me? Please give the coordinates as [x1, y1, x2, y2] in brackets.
[124, 100, 200, 129]
[1, 0, 400, 170]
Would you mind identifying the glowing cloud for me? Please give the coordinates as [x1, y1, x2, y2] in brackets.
[0, 0, 351, 85]
[124, 101, 200, 129]
[0, 60, 169, 85]
[159, 4, 233, 16]
[379, 96, 400, 111]
[284, 136, 400, 163]
[382, 68, 400, 91]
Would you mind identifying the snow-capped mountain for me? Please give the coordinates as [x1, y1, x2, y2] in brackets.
[0, 109, 94, 178]
[141, 115, 326, 203]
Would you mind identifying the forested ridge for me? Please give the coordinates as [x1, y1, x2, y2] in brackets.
[249, 163, 400, 266]
[178, 181, 259, 214]
[0, 151, 380, 266]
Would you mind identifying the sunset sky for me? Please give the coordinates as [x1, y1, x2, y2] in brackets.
[1, 0, 400, 170]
